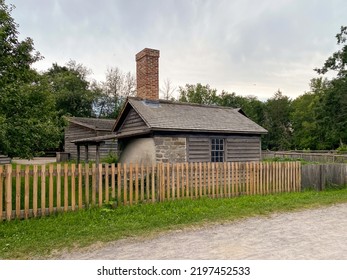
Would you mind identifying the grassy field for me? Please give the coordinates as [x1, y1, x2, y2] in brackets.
[1, 187, 347, 259]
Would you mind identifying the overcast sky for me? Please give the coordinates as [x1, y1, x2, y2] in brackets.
[8, 0, 347, 100]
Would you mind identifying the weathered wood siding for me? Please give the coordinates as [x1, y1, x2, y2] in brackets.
[64, 123, 96, 159]
[0, 155, 11, 164]
[119, 108, 148, 133]
[226, 136, 261, 162]
[187, 135, 261, 162]
[187, 138, 210, 162]
[64, 123, 118, 160]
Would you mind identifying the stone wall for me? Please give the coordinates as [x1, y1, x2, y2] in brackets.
[154, 137, 186, 163]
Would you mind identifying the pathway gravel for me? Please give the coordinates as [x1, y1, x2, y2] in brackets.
[57, 203, 347, 260]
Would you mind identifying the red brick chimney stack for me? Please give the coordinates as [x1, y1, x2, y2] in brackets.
[136, 48, 160, 100]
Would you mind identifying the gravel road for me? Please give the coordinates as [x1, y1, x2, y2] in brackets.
[57, 203, 347, 260]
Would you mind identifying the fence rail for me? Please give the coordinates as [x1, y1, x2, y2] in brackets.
[0, 161, 301, 221]
[262, 151, 347, 163]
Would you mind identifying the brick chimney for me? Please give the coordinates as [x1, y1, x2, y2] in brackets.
[136, 48, 160, 100]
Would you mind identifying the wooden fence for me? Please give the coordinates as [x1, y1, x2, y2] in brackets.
[302, 164, 347, 190]
[262, 151, 347, 163]
[0, 161, 301, 221]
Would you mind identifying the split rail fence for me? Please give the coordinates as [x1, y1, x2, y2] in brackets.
[0, 161, 301, 221]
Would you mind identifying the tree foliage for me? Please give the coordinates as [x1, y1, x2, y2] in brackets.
[0, 1, 59, 158]
[93, 67, 136, 118]
[43, 61, 96, 118]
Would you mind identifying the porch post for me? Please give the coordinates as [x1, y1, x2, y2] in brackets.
[85, 145, 89, 163]
[77, 145, 80, 164]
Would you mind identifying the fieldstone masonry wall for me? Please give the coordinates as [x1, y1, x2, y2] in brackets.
[154, 137, 187, 163]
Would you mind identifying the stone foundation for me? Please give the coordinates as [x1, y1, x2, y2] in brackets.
[154, 137, 186, 163]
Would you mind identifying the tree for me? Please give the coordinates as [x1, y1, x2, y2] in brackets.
[178, 83, 219, 105]
[44, 61, 96, 118]
[160, 78, 176, 100]
[315, 26, 347, 78]
[0, 1, 60, 158]
[290, 79, 326, 149]
[94, 67, 136, 118]
[314, 26, 347, 149]
[262, 90, 292, 150]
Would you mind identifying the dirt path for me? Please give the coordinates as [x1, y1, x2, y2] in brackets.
[57, 203, 347, 260]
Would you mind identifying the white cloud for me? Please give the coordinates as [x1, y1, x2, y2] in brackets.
[8, 0, 347, 100]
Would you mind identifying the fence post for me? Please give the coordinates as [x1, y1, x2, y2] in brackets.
[5, 165, 12, 221]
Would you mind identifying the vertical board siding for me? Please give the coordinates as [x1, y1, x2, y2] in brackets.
[0, 162, 301, 221]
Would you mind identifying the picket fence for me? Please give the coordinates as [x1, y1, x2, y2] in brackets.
[0, 161, 301, 221]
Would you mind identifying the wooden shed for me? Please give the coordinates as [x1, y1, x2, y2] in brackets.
[113, 97, 267, 165]
[64, 117, 117, 161]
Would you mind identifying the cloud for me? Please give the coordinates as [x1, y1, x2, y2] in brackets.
[8, 0, 347, 99]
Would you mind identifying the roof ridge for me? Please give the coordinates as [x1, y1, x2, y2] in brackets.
[127, 96, 238, 110]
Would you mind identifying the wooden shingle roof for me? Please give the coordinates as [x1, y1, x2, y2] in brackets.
[114, 97, 267, 135]
[68, 117, 115, 131]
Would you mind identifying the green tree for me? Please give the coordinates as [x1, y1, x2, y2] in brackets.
[44, 61, 96, 118]
[0, 1, 60, 158]
[314, 26, 347, 149]
[178, 83, 219, 105]
[290, 79, 324, 149]
[263, 90, 292, 150]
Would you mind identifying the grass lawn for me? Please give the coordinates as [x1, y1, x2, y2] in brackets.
[1, 187, 347, 259]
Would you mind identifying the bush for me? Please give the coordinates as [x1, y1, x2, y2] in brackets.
[102, 152, 119, 164]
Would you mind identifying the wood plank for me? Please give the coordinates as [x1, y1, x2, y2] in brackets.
[135, 163, 139, 204]
[111, 163, 116, 199]
[56, 164, 62, 211]
[78, 164, 83, 209]
[24, 165, 30, 219]
[176, 163, 180, 199]
[194, 162, 198, 198]
[41, 165, 46, 216]
[234, 162, 239, 196]
[33, 165, 38, 217]
[141, 164, 145, 201]
[185, 162, 189, 197]
[92, 164, 96, 206]
[16, 165, 21, 219]
[259, 162, 263, 195]
[211, 163, 215, 198]
[105, 164, 109, 203]
[199, 162, 202, 197]
[71, 164, 76, 211]
[207, 162, 211, 197]
[98, 164, 103, 206]
[85, 164, 90, 207]
[5, 165, 12, 221]
[129, 163, 133, 205]
[227, 162, 231, 197]
[123, 163, 128, 205]
[166, 163, 170, 200]
[223, 162, 228, 197]
[151, 165, 155, 203]
[49, 164, 54, 214]
[0, 166, 3, 220]
[171, 163, 175, 200]
[146, 165, 150, 201]
[203, 162, 207, 196]
[231, 162, 235, 197]
[117, 163, 121, 204]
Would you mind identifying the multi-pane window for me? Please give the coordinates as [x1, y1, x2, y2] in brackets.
[211, 138, 224, 162]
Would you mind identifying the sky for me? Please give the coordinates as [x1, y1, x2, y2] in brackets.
[7, 0, 347, 100]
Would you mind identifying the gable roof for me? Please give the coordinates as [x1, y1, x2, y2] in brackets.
[114, 97, 267, 135]
[67, 117, 115, 131]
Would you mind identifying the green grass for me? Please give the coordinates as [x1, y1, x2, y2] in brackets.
[1, 187, 347, 259]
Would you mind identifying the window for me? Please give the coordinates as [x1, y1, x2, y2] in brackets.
[211, 138, 224, 162]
